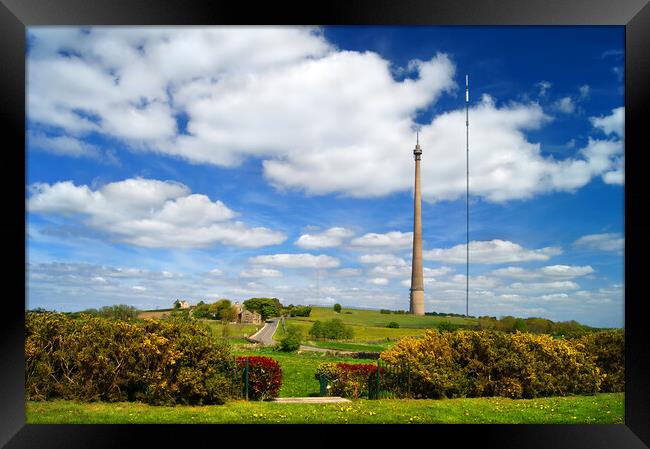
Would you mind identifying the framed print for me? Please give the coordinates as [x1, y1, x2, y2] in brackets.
[2, 0, 649, 447]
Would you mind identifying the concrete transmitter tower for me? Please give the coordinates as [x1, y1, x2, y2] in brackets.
[409, 131, 425, 315]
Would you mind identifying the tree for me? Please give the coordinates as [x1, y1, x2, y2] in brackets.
[309, 318, 353, 340]
[208, 299, 235, 321]
[192, 301, 211, 319]
[96, 304, 139, 320]
[243, 297, 282, 320]
[277, 325, 302, 352]
[309, 321, 323, 339]
[438, 321, 458, 332]
[289, 306, 311, 317]
[333, 303, 342, 313]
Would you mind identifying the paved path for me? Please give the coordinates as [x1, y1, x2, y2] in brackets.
[248, 319, 362, 355]
[248, 317, 280, 345]
[298, 344, 356, 355]
[271, 397, 350, 403]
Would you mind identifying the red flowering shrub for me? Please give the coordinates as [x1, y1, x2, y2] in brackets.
[236, 356, 282, 400]
[315, 362, 378, 398]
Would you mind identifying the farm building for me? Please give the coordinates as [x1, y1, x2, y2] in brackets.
[173, 299, 190, 309]
[233, 302, 262, 324]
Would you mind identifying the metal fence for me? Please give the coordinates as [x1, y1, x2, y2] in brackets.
[318, 359, 413, 400]
[227, 356, 249, 400]
[369, 359, 412, 399]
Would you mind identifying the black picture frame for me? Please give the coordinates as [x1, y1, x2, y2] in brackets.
[2, 0, 648, 447]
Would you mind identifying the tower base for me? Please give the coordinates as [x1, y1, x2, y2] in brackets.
[409, 289, 424, 315]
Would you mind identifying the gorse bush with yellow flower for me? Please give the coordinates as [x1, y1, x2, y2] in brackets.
[25, 312, 237, 405]
[380, 329, 619, 399]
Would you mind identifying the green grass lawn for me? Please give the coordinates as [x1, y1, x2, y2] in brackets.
[301, 340, 392, 352]
[26, 393, 623, 424]
[201, 321, 262, 340]
[281, 306, 477, 344]
[232, 347, 362, 397]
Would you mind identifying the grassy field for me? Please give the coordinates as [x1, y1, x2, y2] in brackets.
[232, 347, 362, 397]
[201, 320, 262, 340]
[26, 393, 623, 424]
[281, 306, 477, 345]
[300, 340, 392, 352]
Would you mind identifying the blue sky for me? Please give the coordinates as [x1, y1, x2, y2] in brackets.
[25, 26, 624, 327]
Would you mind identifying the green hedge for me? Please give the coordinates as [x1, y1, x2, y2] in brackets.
[380, 330, 623, 399]
[578, 330, 624, 392]
[25, 312, 237, 405]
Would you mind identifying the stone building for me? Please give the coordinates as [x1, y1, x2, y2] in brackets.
[233, 302, 262, 324]
[173, 299, 190, 309]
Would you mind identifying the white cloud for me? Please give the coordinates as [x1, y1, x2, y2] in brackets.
[249, 253, 340, 269]
[554, 96, 575, 113]
[579, 85, 590, 99]
[358, 254, 407, 266]
[295, 227, 354, 249]
[424, 239, 562, 264]
[539, 264, 594, 277]
[539, 293, 571, 302]
[537, 80, 552, 97]
[207, 268, 224, 277]
[424, 266, 454, 277]
[508, 281, 580, 291]
[368, 277, 389, 286]
[349, 231, 413, 251]
[335, 268, 362, 277]
[27, 178, 286, 248]
[239, 268, 283, 278]
[371, 265, 411, 278]
[27, 28, 625, 203]
[490, 264, 594, 280]
[29, 132, 102, 159]
[590, 107, 624, 137]
[574, 233, 624, 252]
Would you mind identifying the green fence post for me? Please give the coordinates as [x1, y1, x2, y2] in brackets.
[320, 374, 327, 397]
[244, 357, 249, 401]
[376, 359, 381, 400]
[407, 362, 411, 397]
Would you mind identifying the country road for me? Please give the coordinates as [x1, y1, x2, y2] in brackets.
[248, 318, 358, 355]
[248, 317, 281, 345]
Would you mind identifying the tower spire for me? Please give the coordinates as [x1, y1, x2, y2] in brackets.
[410, 130, 425, 315]
[465, 74, 470, 317]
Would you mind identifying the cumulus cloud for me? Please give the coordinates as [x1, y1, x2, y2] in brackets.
[27, 178, 286, 248]
[249, 253, 340, 269]
[335, 268, 362, 277]
[28, 132, 102, 159]
[368, 277, 389, 286]
[554, 96, 575, 113]
[424, 239, 562, 264]
[490, 264, 594, 280]
[507, 281, 581, 291]
[574, 233, 624, 252]
[579, 85, 590, 99]
[539, 293, 571, 302]
[418, 96, 624, 202]
[239, 268, 283, 278]
[295, 227, 354, 249]
[591, 107, 624, 137]
[358, 254, 407, 266]
[27, 28, 625, 203]
[537, 80, 552, 97]
[28, 262, 184, 286]
[349, 231, 413, 251]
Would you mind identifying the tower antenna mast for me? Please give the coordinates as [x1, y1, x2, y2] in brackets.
[465, 74, 470, 317]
